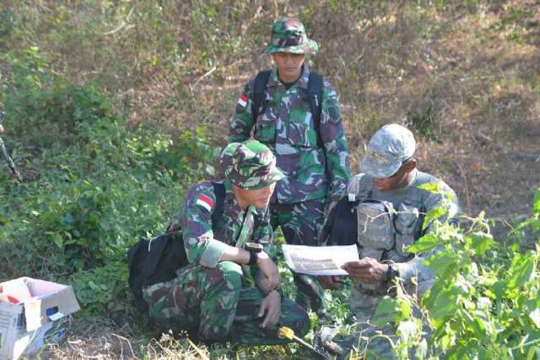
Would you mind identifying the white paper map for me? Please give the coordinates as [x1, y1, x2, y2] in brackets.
[281, 244, 359, 276]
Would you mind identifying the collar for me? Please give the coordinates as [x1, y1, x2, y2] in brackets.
[224, 179, 255, 215]
[269, 65, 310, 90]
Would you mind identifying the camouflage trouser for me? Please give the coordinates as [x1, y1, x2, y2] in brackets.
[345, 280, 434, 359]
[270, 199, 326, 315]
[142, 261, 310, 345]
[349, 287, 396, 360]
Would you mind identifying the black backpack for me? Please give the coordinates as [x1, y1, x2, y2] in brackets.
[251, 70, 325, 146]
[127, 182, 226, 312]
[319, 195, 358, 247]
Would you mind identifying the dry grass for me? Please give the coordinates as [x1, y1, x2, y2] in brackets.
[38, 317, 212, 359]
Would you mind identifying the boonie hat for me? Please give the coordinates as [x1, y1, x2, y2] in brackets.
[262, 17, 318, 55]
[360, 124, 416, 178]
[220, 140, 284, 190]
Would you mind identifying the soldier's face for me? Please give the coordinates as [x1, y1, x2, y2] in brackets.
[234, 182, 276, 209]
[272, 52, 305, 83]
[371, 160, 417, 192]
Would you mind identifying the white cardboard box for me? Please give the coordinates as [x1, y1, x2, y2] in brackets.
[0, 277, 80, 360]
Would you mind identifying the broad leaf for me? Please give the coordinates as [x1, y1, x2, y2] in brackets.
[508, 254, 536, 289]
[425, 250, 459, 278]
[429, 287, 458, 320]
[408, 233, 440, 253]
[468, 231, 494, 256]
[418, 182, 444, 194]
[373, 297, 400, 327]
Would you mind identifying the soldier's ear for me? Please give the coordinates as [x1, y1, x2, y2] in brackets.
[404, 159, 417, 172]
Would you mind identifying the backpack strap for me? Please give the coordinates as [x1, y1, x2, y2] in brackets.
[307, 71, 324, 147]
[211, 182, 226, 225]
[251, 70, 272, 124]
[251, 70, 324, 147]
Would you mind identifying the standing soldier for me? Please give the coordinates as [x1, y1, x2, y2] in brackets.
[143, 140, 310, 344]
[229, 17, 351, 315]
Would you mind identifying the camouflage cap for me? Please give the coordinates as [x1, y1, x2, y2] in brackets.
[220, 140, 285, 190]
[262, 17, 318, 55]
[360, 124, 416, 178]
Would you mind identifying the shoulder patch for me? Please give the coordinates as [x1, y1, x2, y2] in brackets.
[196, 194, 214, 212]
[237, 94, 248, 108]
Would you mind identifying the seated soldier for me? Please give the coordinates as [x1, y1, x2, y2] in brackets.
[319, 124, 459, 358]
[143, 140, 310, 345]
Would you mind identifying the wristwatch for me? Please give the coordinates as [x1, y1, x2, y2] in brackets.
[386, 263, 400, 282]
[245, 242, 263, 266]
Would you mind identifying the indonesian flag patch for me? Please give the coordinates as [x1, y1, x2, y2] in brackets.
[237, 94, 248, 108]
[196, 194, 214, 212]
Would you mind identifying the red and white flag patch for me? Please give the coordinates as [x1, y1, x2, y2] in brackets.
[237, 94, 248, 108]
[196, 194, 214, 212]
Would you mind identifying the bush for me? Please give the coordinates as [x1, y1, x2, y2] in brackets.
[0, 49, 218, 316]
[372, 188, 540, 359]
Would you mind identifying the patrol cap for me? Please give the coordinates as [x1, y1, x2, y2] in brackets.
[360, 124, 416, 178]
[262, 17, 318, 55]
[220, 140, 284, 190]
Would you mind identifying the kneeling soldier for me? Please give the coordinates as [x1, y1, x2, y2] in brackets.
[143, 140, 310, 345]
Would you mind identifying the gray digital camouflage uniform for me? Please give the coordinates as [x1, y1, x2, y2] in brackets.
[332, 124, 459, 358]
[143, 140, 310, 344]
[229, 17, 351, 313]
[346, 170, 459, 358]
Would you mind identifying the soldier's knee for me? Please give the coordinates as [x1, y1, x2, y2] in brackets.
[281, 299, 311, 338]
[216, 261, 243, 290]
[296, 310, 311, 337]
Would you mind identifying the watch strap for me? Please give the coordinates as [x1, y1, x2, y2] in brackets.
[248, 250, 258, 266]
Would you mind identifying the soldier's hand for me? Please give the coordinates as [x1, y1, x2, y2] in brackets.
[0, 124, 4, 134]
[257, 276, 275, 294]
[257, 252, 281, 291]
[318, 275, 343, 290]
[342, 257, 387, 283]
[258, 289, 281, 328]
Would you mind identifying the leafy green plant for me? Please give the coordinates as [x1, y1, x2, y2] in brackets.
[371, 188, 540, 359]
[0, 48, 218, 317]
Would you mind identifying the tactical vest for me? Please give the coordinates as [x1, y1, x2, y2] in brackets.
[321, 181, 425, 294]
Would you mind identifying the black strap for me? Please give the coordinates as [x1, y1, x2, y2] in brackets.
[211, 182, 226, 225]
[251, 70, 324, 147]
[251, 70, 272, 124]
[307, 72, 324, 147]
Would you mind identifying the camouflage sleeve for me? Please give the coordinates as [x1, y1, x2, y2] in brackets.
[320, 82, 351, 201]
[397, 251, 436, 286]
[228, 79, 255, 143]
[250, 207, 275, 257]
[250, 207, 279, 285]
[179, 182, 229, 268]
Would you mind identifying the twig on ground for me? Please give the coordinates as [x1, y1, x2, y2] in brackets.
[112, 333, 137, 359]
[190, 66, 217, 93]
[456, 161, 471, 210]
[186, 337, 209, 360]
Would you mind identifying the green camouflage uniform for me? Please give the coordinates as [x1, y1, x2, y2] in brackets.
[229, 18, 351, 313]
[340, 124, 460, 358]
[143, 141, 310, 344]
